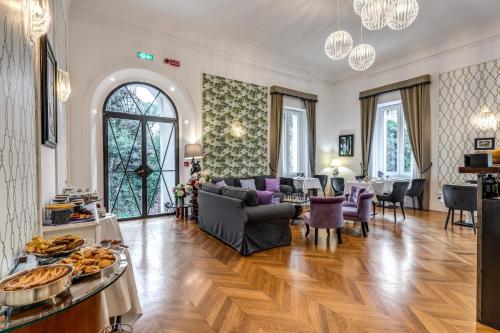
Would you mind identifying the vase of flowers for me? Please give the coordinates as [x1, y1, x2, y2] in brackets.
[172, 184, 193, 208]
[189, 171, 212, 220]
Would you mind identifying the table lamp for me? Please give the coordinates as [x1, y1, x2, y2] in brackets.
[330, 159, 342, 177]
[185, 144, 203, 175]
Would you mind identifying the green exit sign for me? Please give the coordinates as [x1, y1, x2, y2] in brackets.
[137, 52, 154, 61]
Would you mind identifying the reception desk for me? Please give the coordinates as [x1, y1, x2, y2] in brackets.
[458, 166, 500, 330]
[0, 254, 127, 332]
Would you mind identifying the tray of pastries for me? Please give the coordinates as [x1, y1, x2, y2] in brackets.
[25, 235, 85, 257]
[0, 264, 73, 306]
[57, 247, 118, 278]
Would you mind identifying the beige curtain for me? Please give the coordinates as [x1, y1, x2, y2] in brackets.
[305, 100, 316, 175]
[360, 95, 378, 176]
[269, 93, 283, 177]
[401, 83, 432, 210]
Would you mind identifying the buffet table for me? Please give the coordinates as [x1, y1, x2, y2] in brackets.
[40, 214, 142, 326]
[0, 254, 128, 332]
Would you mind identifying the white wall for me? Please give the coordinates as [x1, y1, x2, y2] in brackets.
[68, 10, 332, 200]
[318, 35, 500, 211]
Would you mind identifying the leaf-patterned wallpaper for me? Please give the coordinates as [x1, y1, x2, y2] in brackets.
[202, 74, 268, 177]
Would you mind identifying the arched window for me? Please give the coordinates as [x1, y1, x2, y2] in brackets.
[103, 82, 178, 220]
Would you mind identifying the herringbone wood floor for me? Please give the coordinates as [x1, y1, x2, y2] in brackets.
[121, 208, 498, 333]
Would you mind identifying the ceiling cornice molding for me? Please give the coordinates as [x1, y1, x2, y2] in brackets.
[69, 5, 333, 86]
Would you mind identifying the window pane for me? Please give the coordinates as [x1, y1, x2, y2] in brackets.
[287, 113, 299, 173]
[384, 110, 398, 173]
[403, 124, 412, 173]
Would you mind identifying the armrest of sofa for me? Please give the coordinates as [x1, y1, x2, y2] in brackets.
[279, 184, 293, 195]
[246, 203, 295, 224]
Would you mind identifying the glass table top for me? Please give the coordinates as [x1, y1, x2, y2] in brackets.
[0, 252, 128, 332]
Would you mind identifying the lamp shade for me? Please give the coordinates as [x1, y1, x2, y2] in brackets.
[330, 159, 342, 167]
[184, 144, 203, 159]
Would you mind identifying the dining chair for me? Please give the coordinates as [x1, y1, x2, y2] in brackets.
[342, 191, 375, 237]
[313, 175, 328, 196]
[303, 196, 345, 245]
[343, 185, 367, 208]
[406, 178, 426, 213]
[442, 184, 477, 234]
[376, 181, 410, 224]
[331, 177, 345, 197]
[355, 175, 365, 181]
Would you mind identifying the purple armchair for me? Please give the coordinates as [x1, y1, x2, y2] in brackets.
[343, 186, 368, 208]
[342, 191, 375, 237]
[303, 196, 345, 244]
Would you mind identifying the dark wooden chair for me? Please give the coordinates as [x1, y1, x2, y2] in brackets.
[443, 184, 477, 234]
[406, 178, 426, 213]
[355, 175, 365, 181]
[331, 177, 345, 197]
[376, 181, 410, 225]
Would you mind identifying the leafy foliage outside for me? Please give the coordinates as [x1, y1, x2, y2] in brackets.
[385, 119, 412, 174]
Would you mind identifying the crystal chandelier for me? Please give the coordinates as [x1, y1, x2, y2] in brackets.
[353, 0, 367, 16]
[24, 0, 51, 42]
[476, 107, 498, 131]
[57, 69, 72, 102]
[386, 0, 419, 30]
[325, 0, 353, 61]
[361, 0, 389, 31]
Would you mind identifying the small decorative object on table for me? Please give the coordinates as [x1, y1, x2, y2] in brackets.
[188, 171, 212, 220]
[330, 159, 342, 177]
[172, 184, 193, 217]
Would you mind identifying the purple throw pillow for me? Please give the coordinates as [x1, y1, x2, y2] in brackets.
[256, 190, 273, 205]
[265, 178, 280, 192]
[215, 180, 227, 187]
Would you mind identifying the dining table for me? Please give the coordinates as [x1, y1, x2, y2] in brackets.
[292, 177, 324, 196]
[344, 178, 410, 203]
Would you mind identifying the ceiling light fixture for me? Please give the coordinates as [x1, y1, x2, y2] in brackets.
[24, 0, 50, 42]
[353, 0, 367, 16]
[325, 0, 353, 61]
[349, 22, 376, 71]
[361, 0, 389, 30]
[386, 0, 419, 30]
[57, 69, 71, 102]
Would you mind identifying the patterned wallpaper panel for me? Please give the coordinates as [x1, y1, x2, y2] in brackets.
[0, 2, 38, 278]
[438, 59, 499, 188]
[202, 74, 268, 177]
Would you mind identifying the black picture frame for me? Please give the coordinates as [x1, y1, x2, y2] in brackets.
[339, 134, 354, 157]
[474, 137, 495, 151]
[40, 35, 58, 148]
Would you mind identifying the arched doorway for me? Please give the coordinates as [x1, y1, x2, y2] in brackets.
[103, 82, 179, 220]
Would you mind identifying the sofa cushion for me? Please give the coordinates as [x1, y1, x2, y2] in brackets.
[256, 190, 273, 205]
[201, 183, 223, 195]
[222, 186, 258, 206]
[265, 178, 280, 192]
[240, 179, 256, 190]
[215, 180, 227, 187]
[253, 175, 271, 191]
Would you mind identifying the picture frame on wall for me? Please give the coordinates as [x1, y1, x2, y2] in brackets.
[339, 134, 354, 157]
[474, 137, 495, 151]
[40, 35, 58, 148]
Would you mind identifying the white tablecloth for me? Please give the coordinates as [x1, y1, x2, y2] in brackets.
[99, 214, 142, 325]
[345, 179, 410, 203]
[293, 178, 324, 195]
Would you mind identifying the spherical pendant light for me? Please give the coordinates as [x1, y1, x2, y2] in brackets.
[325, 30, 354, 60]
[361, 0, 389, 30]
[349, 44, 376, 71]
[386, 0, 419, 30]
[353, 0, 367, 16]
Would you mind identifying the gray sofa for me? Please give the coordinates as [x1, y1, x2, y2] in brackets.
[198, 183, 295, 256]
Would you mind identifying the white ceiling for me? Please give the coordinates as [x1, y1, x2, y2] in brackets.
[72, 0, 500, 82]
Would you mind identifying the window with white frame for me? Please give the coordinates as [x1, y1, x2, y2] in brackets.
[371, 94, 414, 178]
[280, 103, 309, 177]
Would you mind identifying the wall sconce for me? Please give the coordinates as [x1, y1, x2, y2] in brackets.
[231, 121, 245, 138]
[57, 69, 71, 102]
[24, 0, 51, 42]
[475, 106, 498, 131]
[330, 159, 342, 177]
